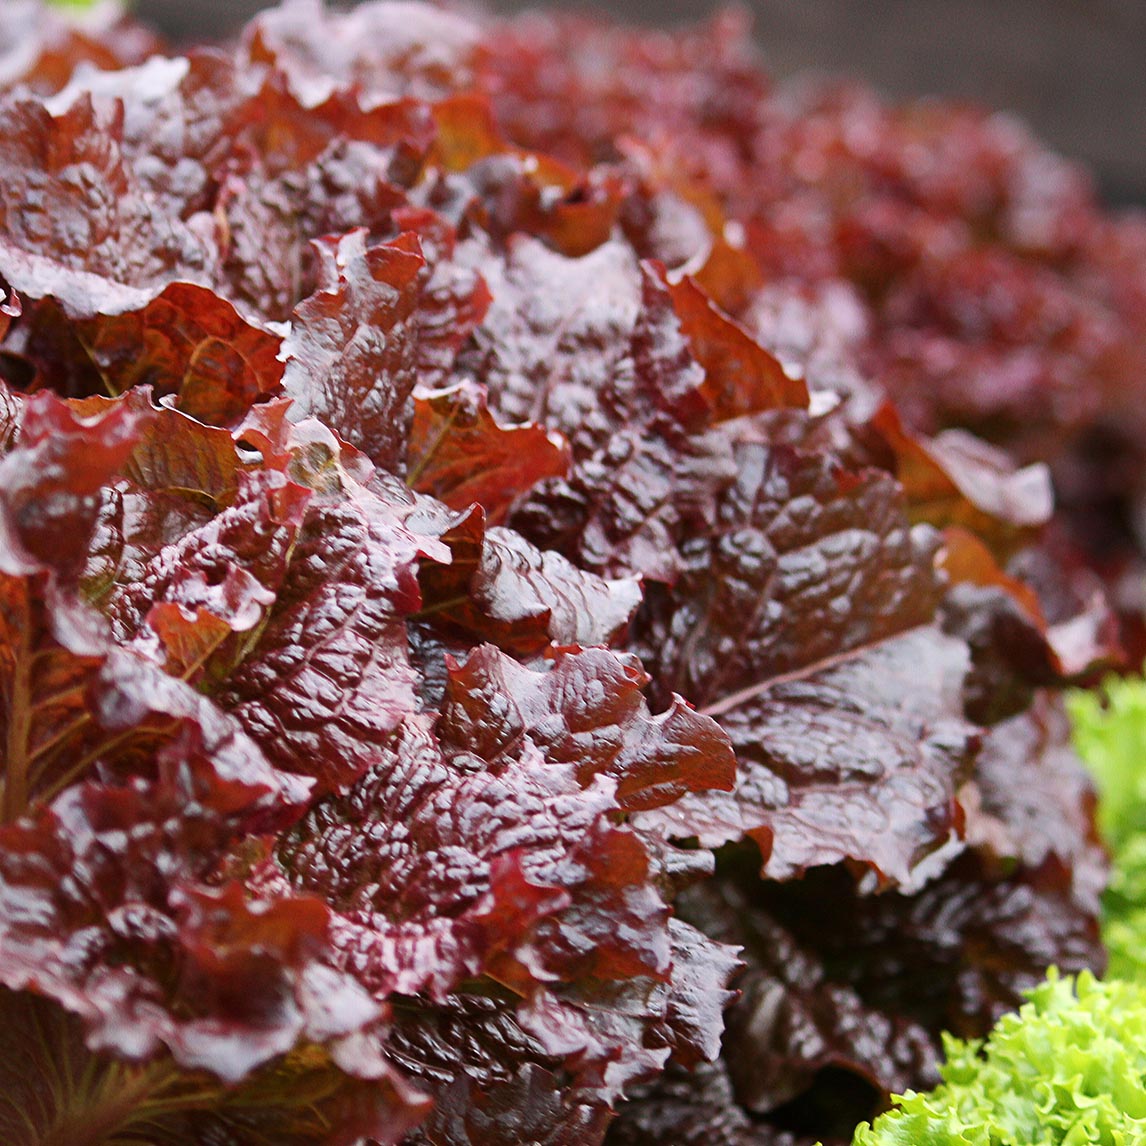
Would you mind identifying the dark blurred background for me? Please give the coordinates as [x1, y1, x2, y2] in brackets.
[138, 0, 1146, 206]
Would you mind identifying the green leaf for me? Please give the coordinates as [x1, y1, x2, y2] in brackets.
[1068, 679, 1146, 982]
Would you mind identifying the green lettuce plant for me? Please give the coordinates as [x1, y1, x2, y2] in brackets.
[1070, 679, 1146, 983]
[851, 971, 1146, 1145]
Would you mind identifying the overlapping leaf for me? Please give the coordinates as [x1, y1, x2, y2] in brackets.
[408, 380, 568, 523]
[0, 395, 142, 817]
[216, 432, 433, 795]
[0, 771, 371, 1077]
[277, 642, 735, 993]
[389, 919, 740, 1144]
[0, 93, 214, 316]
[283, 222, 491, 475]
[938, 526, 1121, 723]
[75, 282, 284, 424]
[460, 235, 802, 580]
[412, 503, 643, 656]
[630, 440, 976, 889]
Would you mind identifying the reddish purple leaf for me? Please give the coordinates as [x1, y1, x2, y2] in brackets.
[409, 380, 569, 523]
[75, 282, 284, 426]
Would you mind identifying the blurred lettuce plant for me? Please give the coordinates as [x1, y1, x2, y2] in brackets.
[1070, 678, 1146, 983]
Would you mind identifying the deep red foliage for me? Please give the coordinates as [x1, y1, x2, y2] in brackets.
[0, 1, 1135, 1143]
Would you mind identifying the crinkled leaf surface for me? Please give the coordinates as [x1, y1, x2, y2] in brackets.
[0, 768, 376, 1082]
[631, 442, 976, 889]
[274, 641, 736, 1135]
[282, 230, 427, 472]
[459, 235, 757, 580]
[642, 627, 976, 890]
[278, 642, 734, 995]
[283, 221, 491, 475]
[219, 455, 430, 795]
[0, 94, 214, 316]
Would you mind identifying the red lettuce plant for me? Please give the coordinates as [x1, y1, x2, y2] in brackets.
[0, 2, 1131, 1143]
